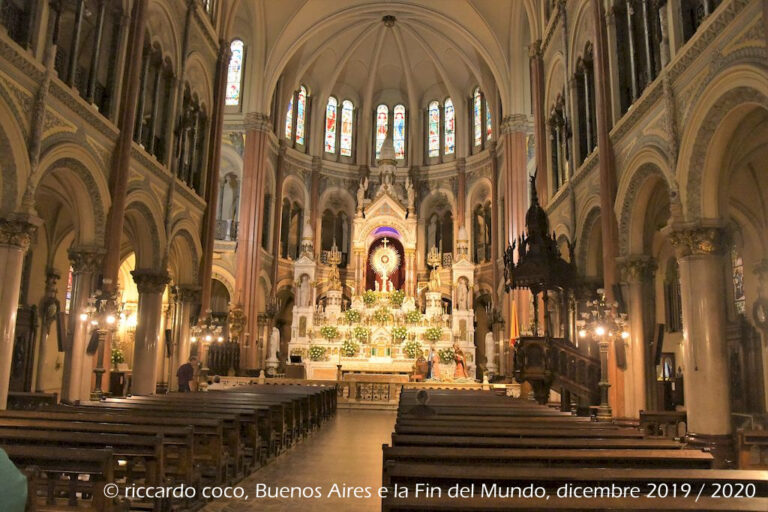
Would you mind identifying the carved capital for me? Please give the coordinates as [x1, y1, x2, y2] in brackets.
[243, 112, 271, 133]
[669, 225, 729, 258]
[68, 246, 105, 273]
[131, 269, 171, 294]
[500, 114, 530, 135]
[176, 285, 201, 304]
[0, 216, 40, 251]
[621, 256, 657, 283]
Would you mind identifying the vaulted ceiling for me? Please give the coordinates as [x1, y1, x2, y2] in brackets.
[223, 0, 541, 118]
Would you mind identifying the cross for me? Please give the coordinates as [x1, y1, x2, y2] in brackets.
[381, 237, 389, 248]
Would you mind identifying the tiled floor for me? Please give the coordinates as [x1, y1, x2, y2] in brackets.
[202, 409, 397, 512]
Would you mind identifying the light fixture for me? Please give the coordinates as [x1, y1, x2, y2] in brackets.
[575, 288, 630, 421]
[190, 309, 224, 345]
[80, 282, 122, 399]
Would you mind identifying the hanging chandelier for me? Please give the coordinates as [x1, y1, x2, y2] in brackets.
[190, 309, 224, 344]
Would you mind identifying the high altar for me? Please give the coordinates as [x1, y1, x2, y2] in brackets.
[284, 136, 476, 381]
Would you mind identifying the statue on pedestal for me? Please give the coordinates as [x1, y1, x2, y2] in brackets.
[428, 267, 441, 292]
[266, 327, 280, 375]
[456, 278, 468, 310]
[298, 274, 311, 307]
[484, 331, 497, 374]
[405, 176, 415, 211]
[356, 177, 368, 213]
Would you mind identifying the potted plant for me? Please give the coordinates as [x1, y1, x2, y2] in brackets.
[362, 290, 377, 307]
[438, 346, 457, 379]
[308, 345, 327, 361]
[345, 309, 361, 323]
[110, 348, 125, 370]
[389, 289, 405, 308]
[373, 307, 391, 324]
[402, 340, 423, 359]
[353, 326, 371, 343]
[391, 325, 408, 343]
[341, 339, 359, 357]
[424, 326, 443, 343]
[319, 325, 339, 341]
[405, 310, 422, 324]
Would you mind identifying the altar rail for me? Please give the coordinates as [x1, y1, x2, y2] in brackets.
[217, 376, 490, 408]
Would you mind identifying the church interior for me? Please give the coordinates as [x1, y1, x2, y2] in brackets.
[1, 0, 768, 510]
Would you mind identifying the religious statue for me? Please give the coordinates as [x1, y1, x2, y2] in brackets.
[453, 344, 468, 379]
[405, 176, 415, 211]
[374, 280, 380, 292]
[428, 267, 441, 292]
[267, 327, 280, 368]
[429, 346, 441, 380]
[456, 278, 468, 310]
[484, 331, 497, 373]
[327, 264, 341, 291]
[298, 274, 311, 307]
[356, 177, 368, 211]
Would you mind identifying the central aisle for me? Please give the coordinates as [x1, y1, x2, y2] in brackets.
[203, 409, 397, 512]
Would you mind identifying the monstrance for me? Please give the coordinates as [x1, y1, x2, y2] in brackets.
[370, 238, 400, 290]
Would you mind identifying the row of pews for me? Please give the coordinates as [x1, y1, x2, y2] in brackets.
[381, 389, 768, 511]
[0, 384, 336, 511]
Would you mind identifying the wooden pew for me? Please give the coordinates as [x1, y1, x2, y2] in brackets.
[394, 424, 645, 438]
[0, 412, 196, 485]
[390, 434, 684, 450]
[382, 445, 713, 469]
[4, 445, 124, 511]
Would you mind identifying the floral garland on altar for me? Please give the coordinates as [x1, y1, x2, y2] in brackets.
[309, 345, 327, 361]
[424, 326, 443, 342]
[341, 339, 359, 357]
[403, 340, 423, 359]
[438, 347, 455, 364]
[391, 325, 408, 343]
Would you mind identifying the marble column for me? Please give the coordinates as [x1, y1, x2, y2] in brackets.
[529, 40, 548, 197]
[621, 255, 657, 419]
[456, 158, 466, 230]
[670, 226, 732, 462]
[35, 269, 61, 392]
[61, 248, 103, 403]
[0, 217, 39, 410]
[592, 0, 623, 416]
[234, 114, 273, 365]
[168, 285, 198, 391]
[199, 40, 231, 314]
[101, 0, 149, 293]
[500, 115, 531, 339]
[130, 270, 169, 395]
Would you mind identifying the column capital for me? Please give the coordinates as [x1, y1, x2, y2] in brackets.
[619, 255, 657, 283]
[311, 155, 322, 172]
[68, 246, 105, 273]
[668, 224, 729, 258]
[0, 215, 41, 251]
[500, 114, 530, 135]
[456, 157, 466, 173]
[175, 284, 201, 304]
[131, 269, 171, 294]
[243, 112, 271, 133]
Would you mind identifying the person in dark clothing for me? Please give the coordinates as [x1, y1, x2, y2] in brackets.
[177, 356, 197, 392]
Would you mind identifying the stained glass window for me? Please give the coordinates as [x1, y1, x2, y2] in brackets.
[225, 40, 244, 106]
[324, 96, 337, 153]
[64, 267, 73, 314]
[731, 246, 746, 314]
[473, 88, 482, 146]
[340, 100, 353, 157]
[285, 96, 293, 139]
[486, 101, 493, 141]
[428, 101, 440, 158]
[295, 85, 307, 145]
[394, 104, 406, 160]
[444, 98, 455, 155]
[375, 104, 388, 158]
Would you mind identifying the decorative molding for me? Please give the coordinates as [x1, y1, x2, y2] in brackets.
[617, 164, 668, 256]
[684, 87, 768, 219]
